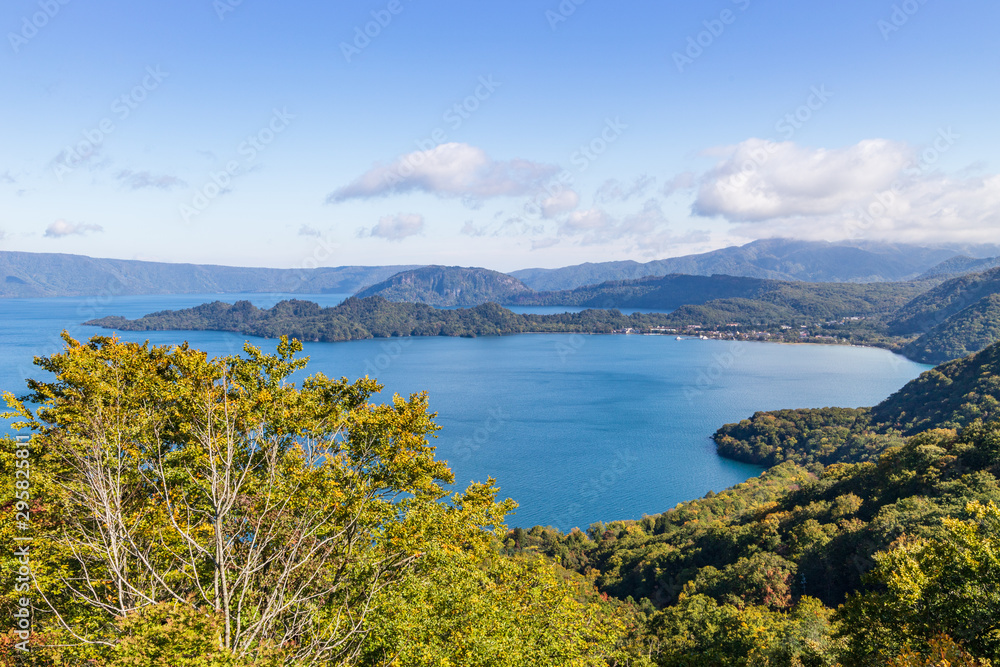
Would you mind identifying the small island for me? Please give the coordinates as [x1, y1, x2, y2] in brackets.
[84, 296, 684, 341]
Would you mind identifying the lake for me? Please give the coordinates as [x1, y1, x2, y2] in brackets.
[0, 293, 931, 530]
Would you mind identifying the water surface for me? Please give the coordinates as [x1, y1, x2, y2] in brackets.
[0, 294, 931, 529]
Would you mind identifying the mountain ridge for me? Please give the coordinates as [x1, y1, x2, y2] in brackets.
[0, 250, 419, 298]
[509, 238, 971, 290]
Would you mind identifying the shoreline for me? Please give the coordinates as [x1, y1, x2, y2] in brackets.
[88, 321, 927, 365]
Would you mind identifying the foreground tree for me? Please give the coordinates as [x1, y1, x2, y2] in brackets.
[838, 498, 1000, 665]
[3, 333, 647, 666]
[2, 334, 457, 664]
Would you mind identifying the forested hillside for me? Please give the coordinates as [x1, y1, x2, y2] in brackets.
[902, 293, 1000, 364]
[713, 339, 1000, 469]
[889, 266, 1000, 334]
[353, 265, 532, 306]
[919, 254, 1000, 279]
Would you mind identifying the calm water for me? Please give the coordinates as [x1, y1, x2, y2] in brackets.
[0, 293, 931, 530]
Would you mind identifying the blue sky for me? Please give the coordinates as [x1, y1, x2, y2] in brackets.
[1, 0, 998, 271]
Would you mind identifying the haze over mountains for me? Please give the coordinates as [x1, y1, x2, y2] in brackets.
[4, 238, 999, 298]
[0, 251, 418, 298]
[509, 238, 1000, 290]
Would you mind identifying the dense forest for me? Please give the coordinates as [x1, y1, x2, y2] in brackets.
[901, 293, 1000, 364]
[4, 334, 1000, 664]
[85, 296, 683, 341]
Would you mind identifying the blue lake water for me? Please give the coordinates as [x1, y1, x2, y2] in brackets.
[0, 293, 931, 530]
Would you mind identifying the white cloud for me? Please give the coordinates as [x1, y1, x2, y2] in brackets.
[553, 200, 709, 256]
[540, 188, 580, 218]
[694, 138, 911, 222]
[0, 171, 15, 185]
[359, 213, 425, 242]
[45, 219, 103, 238]
[328, 143, 558, 202]
[561, 208, 613, 235]
[691, 136, 1000, 244]
[117, 169, 186, 191]
[298, 225, 321, 237]
[531, 237, 560, 250]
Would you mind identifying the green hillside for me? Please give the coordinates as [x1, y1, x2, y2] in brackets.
[871, 338, 1000, 434]
[713, 339, 1000, 470]
[353, 265, 532, 306]
[889, 266, 1000, 334]
[902, 293, 1000, 364]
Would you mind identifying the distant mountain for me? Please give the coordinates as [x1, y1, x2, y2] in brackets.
[918, 255, 1000, 279]
[0, 251, 419, 298]
[901, 294, 1000, 365]
[353, 266, 532, 307]
[889, 266, 1000, 335]
[510, 239, 961, 290]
